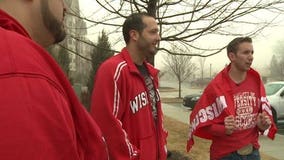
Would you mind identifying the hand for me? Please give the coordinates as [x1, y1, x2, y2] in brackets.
[257, 112, 271, 131]
[224, 115, 236, 135]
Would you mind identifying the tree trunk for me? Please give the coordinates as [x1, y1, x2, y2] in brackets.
[178, 80, 182, 98]
[146, 0, 158, 66]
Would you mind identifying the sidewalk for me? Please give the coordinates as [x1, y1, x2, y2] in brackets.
[162, 103, 283, 160]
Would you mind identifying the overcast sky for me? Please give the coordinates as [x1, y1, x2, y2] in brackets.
[203, 26, 284, 75]
[79, 0, 284, 76]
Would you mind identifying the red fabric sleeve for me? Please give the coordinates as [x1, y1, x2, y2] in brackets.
[91, 62, 139, 160]
[0, 76, 81, 160]
[205, 124, 226, 137]
[260, 84, 278, 140]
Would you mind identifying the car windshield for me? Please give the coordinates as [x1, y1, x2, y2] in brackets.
[265, 83, 284, 96]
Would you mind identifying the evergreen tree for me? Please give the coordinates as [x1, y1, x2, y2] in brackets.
[47, 46, 71, 80]
[57, 47, 71, 78]
[270, 55, 279, 78]
[271, 40, 284, 80]
[86, 30, 114, 108]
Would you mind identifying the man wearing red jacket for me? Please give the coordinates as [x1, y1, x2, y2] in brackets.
[91, 12, 168, 160]
[187, 37, 277, 160]
[0, 0, 108, 159]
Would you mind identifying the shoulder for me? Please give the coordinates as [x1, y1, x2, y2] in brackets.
[98, 54, 129, 76]
[145, 62, 158, 71]
[0, 27, 48, 73]
[0, 26, 45, 58]
[0, 27, 32, 45]
[247, 68, 262, 86]
[145, 62, 159, 77]
[0, 75, 66, 104]
[248, 68, 261, 79]
[0, 28, 66, 94]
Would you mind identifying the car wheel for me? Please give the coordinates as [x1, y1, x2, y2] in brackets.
[271, 107, 277, 125]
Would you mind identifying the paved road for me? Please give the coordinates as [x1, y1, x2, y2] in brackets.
[276, 123, 284, 135]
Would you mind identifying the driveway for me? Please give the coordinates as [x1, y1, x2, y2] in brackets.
[276, 123, 284, 135]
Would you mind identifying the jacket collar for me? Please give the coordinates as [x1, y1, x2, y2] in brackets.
[121, 47, 159, 77]
[0, 9, 31, 38]
[221, 63, 259, 83]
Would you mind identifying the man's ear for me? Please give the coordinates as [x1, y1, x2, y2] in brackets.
[228, 52, 235, 61]
[129, 30, 139, 42]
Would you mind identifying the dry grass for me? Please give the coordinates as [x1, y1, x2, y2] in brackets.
[165, 115, 210, 160]
[164, 115, 279, 160]
[159, 87, 179, 92]
[161, 97, 183, 103]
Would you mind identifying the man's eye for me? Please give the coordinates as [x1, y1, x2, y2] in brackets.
[151, 30, 158, 34]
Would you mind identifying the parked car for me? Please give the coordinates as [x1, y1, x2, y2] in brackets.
[265, 81, 284, 124]
[183, 93, 201, 109]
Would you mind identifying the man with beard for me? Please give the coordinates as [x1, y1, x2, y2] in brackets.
[90, 12, 168, 160]
[0, 0, 108, 159]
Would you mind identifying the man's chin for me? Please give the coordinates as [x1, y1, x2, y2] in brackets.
[53, 31, 66, 44]
[150, 48, 158, 55]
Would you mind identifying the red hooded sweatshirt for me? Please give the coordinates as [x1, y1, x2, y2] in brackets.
[0, 9, 109, 160]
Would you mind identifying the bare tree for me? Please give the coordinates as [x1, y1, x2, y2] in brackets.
[198, 57, 206, 80]
[163, 46, 197, 98]
[70, 0, 284, 66]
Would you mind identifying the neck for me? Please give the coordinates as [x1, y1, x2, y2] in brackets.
[228, 65, 247, 84]
[126, 45, 145, 65]
[0, 1, 53, 47]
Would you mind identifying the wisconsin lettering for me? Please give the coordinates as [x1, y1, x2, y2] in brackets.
[130, 91, 148, 114]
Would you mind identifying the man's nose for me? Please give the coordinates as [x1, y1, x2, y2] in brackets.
[63, 0, 68, 13]
[157, 34, 161, 41]
[249, 53, 254, 61]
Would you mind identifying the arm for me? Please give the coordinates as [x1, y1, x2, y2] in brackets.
[205, 115, 236, 136]
[91, 63, 139, 160]
[256, 112, 271, 131]
[205, 124, 226, 136]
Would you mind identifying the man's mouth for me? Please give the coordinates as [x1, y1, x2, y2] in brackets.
[246, 62, 252, 66]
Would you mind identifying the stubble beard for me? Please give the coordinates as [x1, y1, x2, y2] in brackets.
[41, 0, 66, 44]
[137, 37, 157, 57]
[151, 46, 158, 55]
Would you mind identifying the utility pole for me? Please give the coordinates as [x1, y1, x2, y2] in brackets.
[210, 63, 212, 78]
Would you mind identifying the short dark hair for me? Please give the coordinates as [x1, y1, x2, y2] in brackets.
[227, 37, 252, 55]
[122, 12, 152, 44]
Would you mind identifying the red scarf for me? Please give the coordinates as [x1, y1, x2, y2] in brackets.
[187, 65, 277, 152]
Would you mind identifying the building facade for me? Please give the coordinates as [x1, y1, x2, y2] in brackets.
[48, 0, 94, 100]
